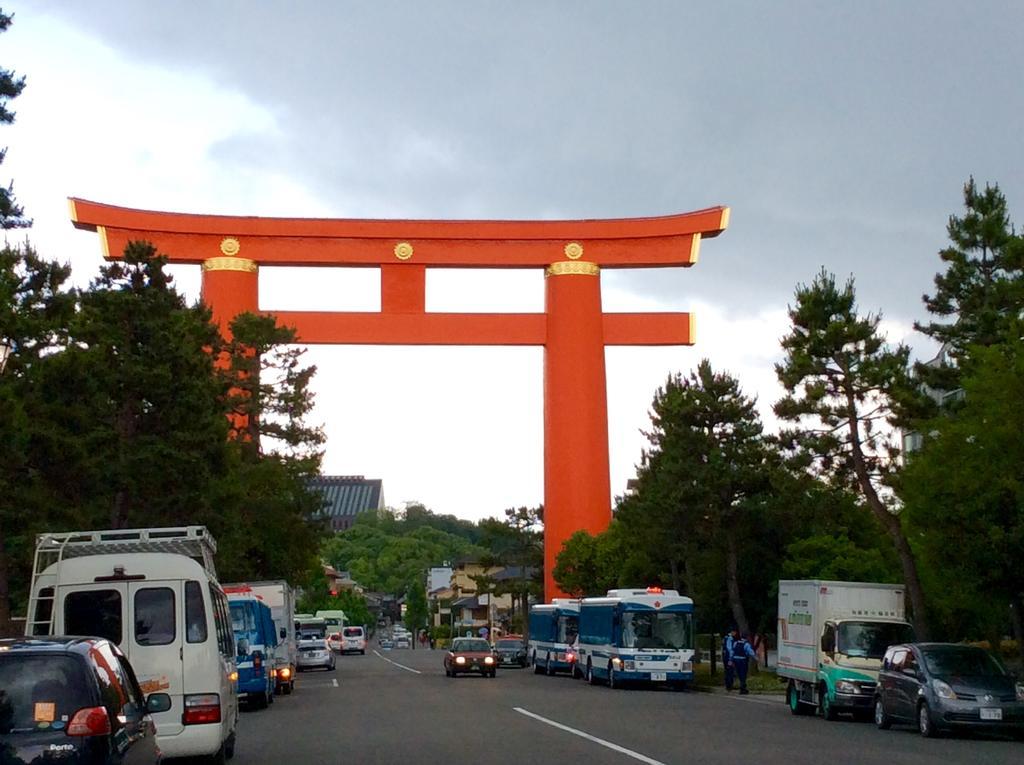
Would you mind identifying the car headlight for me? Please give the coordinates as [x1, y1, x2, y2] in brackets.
[455, 656, 466, 665]
[932, 679, 957, 700]
[1015, 682, 1023, 702]
[835, 680, 859, 694]
[484, 656, 495, 664]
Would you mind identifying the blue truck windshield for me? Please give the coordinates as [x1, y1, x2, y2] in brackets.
[621, 611, 693, 650]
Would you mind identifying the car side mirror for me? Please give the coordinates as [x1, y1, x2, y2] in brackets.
[146, 693, 172, 714]
[902, 667, 920, 680]
[236, 638, 250, 656]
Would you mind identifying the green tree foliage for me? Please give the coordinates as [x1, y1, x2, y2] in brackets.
[404, 578, 429, 637]
[774, 268, 931, 638]
[915, 179, 1024, 393]
[478, 506, 543, 621]
[552, 527, 624, 598]
[296, 579, 373, 627]
[44, 243, 231, 530]
[0, 244, 74, 631]
[902, 333, 1024, 651]
[781, 532, 897, 583]
[320, 506, 487, 596]
[0, 10, 28, 229]
[625, 361, 776, 636]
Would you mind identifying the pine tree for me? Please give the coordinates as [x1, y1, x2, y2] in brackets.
[0, 10, 29, 229]
[914, 178, 1024, 393]
[775, 268, 931, 638]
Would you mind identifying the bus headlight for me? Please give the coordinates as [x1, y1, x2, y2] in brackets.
[611, 657, 623, 668]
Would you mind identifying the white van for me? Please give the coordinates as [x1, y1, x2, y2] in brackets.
[341, 625, 367, 655]
[25, 526, 238, 762]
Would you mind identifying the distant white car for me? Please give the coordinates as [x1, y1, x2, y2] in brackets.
[395, 635, 411, 649]
[327, 632, 342, 652]
[341, 626, 367, 655]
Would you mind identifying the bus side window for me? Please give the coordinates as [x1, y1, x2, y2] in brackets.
[186, 581, 208, 643]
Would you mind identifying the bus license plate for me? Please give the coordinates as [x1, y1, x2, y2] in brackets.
[980, 708, 1002, 721]
[650, 672, 667, 682]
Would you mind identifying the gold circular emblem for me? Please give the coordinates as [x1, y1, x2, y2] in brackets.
[394, 242, 414, 261]
[564, 242, 583, 260]
[220, 237, 241, 256]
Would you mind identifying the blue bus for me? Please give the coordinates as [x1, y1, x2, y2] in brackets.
[528, 599, 580, 676]
[577, 587, 694, 689]
[227, 589, 279, 708]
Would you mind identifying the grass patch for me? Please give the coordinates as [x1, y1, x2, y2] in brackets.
[691, 661, 787, 693]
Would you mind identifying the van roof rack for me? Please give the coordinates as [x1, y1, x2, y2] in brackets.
[34, 526, 218, 576]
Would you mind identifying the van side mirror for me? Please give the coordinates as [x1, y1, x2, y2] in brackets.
[280, 627, 287, 639]
[146, 693, 172, 714]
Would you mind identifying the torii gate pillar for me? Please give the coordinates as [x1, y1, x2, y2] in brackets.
[544, 262, 610, 592]
[69, 199, 729, 601]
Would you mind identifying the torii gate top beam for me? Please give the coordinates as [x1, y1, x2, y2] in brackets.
[69, 199, 729, 269]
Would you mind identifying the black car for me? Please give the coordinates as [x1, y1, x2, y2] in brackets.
[0, 636, 170, 764]
[875, 642, 1024, 738]
[494, 637, 529, 668]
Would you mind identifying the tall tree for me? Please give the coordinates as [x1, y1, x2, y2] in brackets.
[914, 178, 1024, 393]
[0, 9, 29, 229]
[775, 268, 931, 638]
[478, 506, 543, 623]
[902, 330, 1024, 654]
[0, 244, 73, 632]
[50, 242, 230, 530]
[622, 361, 774, 636]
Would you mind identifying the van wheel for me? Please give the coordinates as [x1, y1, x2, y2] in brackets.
[225, 730, 236, 761]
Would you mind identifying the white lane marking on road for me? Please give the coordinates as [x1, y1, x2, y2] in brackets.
[720, 693, 784, 707]
[373, 649, 422, 674]
[513, 707, 667, 765]
[332, 678, 339, 687]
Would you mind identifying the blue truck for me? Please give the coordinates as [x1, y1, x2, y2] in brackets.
[227, 587, 279, 708]
[577, 587, 695, 689]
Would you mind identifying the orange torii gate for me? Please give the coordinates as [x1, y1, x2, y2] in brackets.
[69, 198, 728, 599]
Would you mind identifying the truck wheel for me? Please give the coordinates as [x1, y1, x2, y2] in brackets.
[787, 681, 809, 716]
[874, 698, 891, 729]
[820, 685, 837, 720]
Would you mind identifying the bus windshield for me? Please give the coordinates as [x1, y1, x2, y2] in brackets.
[621, 610, 692, 650]
[557, 615, 578, 644]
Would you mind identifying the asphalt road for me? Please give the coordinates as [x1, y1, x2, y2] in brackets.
[222, 648, 1021, 765]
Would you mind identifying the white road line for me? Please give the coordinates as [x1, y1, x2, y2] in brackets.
[332, 678, 339, 687]
[373, 649, 422, 674]
[513, 707, 667, 765]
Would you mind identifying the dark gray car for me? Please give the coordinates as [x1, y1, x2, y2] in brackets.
[875, 642, 1024, 738]
[0, 636, 170, 765]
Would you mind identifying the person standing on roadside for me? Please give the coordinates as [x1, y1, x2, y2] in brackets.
[723, 627, 739, 691]
[730, 632, 757, 695]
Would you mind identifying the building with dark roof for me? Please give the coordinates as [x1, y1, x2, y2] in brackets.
[308, 475, 384, 532]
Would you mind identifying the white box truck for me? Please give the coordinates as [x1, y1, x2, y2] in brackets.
[777, 580, 915, 720]
[244, 580, 298, 694]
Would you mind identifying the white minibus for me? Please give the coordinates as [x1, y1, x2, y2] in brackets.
[25, 526, 238, 762]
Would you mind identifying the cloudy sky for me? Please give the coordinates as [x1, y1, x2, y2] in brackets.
[5, 2, 1023, 521]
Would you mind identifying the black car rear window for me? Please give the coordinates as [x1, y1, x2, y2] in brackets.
[65, 590, 122, 645]
[0, 654, 93, 735]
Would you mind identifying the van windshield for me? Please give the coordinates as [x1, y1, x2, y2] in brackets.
[343, 627, 363, 637]
[838, 622, 915, 659]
